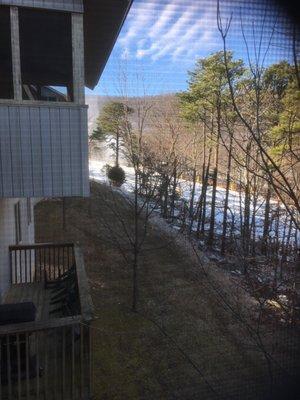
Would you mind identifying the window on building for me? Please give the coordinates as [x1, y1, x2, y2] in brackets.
[27, 198, 31, 225]
[14, 202, 22, 244]
[19, 8, 73, 102]
[0, 6, 13, 99]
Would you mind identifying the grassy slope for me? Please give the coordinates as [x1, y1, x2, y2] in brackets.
[35, 182, 298, 400]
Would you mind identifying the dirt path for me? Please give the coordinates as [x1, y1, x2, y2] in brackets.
[35, 182, 299, 400]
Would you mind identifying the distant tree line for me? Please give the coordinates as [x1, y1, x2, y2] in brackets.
[91, 45, 299, 301]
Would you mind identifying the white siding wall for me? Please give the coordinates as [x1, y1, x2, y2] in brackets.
[0, 103, 89, 198]
[0, 197, 34, 301]
[0, 1, 83, 12]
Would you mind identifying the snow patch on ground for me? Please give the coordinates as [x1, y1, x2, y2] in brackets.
[89, 159, 299, 245]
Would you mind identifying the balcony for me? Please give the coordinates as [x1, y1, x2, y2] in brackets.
[0, 243, 93, 400]
[0, 102, 89, 198]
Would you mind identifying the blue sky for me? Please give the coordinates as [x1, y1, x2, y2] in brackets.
[86, 0, 293, 97]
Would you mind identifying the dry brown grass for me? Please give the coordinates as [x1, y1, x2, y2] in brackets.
[35, 182, 299, 400]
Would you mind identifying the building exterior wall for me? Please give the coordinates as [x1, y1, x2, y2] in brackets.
[0, 103, 89, 198]
[0, 0, 83, 13]
[0, 5, 88, 299]
[0, 197, 34, 301]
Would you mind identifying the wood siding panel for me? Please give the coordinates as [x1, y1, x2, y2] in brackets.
[29, 107, 43, 195]
[8, 106, 22, 195]
[19, 106, 32, 196]
[0, 107, 13, 196]
[80, 106, 89, 195]
[49, 107, 63, 196]
[60, 107, 72, 196]
[69, 107, 82, 195]
[0, 103, 89, 198]
[0, 0, 83, 12]
[40, 107, 53, 196]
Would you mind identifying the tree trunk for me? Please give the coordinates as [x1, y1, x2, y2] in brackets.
[221, 132, 233, 254]
[242, 146, 251, 260]
[207, 108, 220, 247]
[161, 173, 170, 219]
[262, 184, 271, 254]
[250, 185, 258, 256]
[238, 172, 244, 236]
[189, 166, 197, 234]
[196, 123, 208, 238]
[196, 165, 206, 238]
[243, 179, 251, 257]
[273, 202, 280, 292]
[170, 161, 178, 220]
[116, 129, 120, 167]
[132, 170, 139, 312]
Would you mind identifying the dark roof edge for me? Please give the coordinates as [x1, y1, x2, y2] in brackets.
[86, 0, 133, 90]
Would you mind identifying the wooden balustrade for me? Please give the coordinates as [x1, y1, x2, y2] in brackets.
[0, 319, 92, 399]
[9, 243, 75, 285]
[0, 243, 93, 399]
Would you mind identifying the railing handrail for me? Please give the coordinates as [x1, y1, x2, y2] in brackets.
[0, 315, 82, 336]
[9, 242, 74, 251]
[6, 242, 94, 334]
[0, 99, 89, 109]
[74, 245, 94, 322]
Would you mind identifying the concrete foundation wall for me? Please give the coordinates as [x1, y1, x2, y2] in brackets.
[0, 197, 34, 301]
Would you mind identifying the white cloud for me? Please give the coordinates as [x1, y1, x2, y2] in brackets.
[119, 1, 159, 48]
[119, 0, 221, 63]
[148, 3, 179, 38]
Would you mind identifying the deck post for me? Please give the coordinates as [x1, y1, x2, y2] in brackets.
[10, 6, 22, 101]
[72, 13, 85, 105]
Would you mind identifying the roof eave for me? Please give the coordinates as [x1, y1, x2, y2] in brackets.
[84, 0, 133, 90]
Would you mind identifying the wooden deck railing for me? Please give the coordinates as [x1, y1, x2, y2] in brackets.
[0, 243, 93, 400]
[9, 243, 75, 285]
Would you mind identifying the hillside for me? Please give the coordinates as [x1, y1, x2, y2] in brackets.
[86, 93, 176, 133]
[35, 181, 299, 400]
